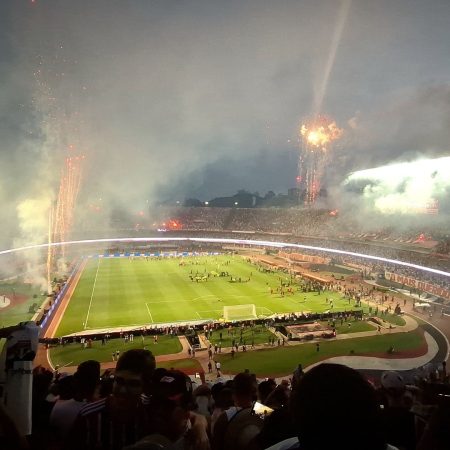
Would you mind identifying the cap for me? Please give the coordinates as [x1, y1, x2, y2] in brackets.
[381, 371, 405, 391]
[156, 370, 192, 403]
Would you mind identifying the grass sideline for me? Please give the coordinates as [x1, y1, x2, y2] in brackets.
[0, 281, 42, 328]
[49, 334, 183, 367]
[382, 314, 406, 326]
[326, 320, 375, 334]
[55, 255, 366, 336]
[214, 329, 426, 377]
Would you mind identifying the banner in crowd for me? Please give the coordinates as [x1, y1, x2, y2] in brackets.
[385, 271, 450, 301]
[279, 251, 331, 265]
[344, 262, 373, 274]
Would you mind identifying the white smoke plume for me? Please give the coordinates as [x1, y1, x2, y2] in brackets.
[343, 157, 450, 215]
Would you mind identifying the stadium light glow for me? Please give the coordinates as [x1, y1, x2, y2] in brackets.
[1, 237, 449, 278]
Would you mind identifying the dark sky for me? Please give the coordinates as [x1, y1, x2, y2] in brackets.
[0, 0, 450, 243]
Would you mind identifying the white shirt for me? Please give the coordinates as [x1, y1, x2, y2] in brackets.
[50, 398, 85, 437]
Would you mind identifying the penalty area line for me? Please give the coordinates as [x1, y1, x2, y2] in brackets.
[145, 303, 154, 323]
[84, 258, 101, 329]
[259, 307, 275, 316]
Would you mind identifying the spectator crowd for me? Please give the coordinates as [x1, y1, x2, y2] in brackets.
[2, 348, 450, 450]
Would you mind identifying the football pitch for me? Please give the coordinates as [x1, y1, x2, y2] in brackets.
[55, 255, 362, 337]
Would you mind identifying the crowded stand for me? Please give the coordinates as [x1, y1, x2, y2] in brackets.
[152, 206, 448, 247]
[151, 207, 449, 264]
[2, 347, 450, 450]
[155, 207, 231, 232]
[72, 206, 450, 274]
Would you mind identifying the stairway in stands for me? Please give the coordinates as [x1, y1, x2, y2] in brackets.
[223, 208, 237, 230]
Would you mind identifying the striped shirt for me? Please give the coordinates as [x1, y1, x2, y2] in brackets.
[67, 395, 148, 450]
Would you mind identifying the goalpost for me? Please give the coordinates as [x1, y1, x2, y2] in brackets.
[223, 304, 257, 321]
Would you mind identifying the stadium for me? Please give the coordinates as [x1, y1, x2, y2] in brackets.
[4, 214, 450, 368]
[40, 228, 450, 370]
[1, 1, 450, 449]
[2, 210, 450, 448]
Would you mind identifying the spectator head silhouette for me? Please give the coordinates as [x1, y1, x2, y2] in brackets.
[291, 363, 386, 450]
[113, 349, 156, 399]
[145, 369, 194, 443]
[232, 372, 258, 408]
[74, 359, 100, 400]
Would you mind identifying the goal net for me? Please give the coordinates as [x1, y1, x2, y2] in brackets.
[223, 304, 257, 321]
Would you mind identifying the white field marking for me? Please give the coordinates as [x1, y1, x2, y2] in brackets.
[145, 293, 267, 305]
[144, 314, 209, 324]
[258, 307, 275, 316]
[84, 258, 101, 329]
[182, 291, 266, 301]
[196, 311, 202, 319]
[144, 294, 248, 304]
[146, 299, 200, 304]
[197, 309, 224, 314]
[191, 294, 217, 301]
[145, 303, 154, 323]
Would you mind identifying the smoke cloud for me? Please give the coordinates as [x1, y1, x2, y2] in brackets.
[0, 0, 449, 264]
[343, 157, 450, 215]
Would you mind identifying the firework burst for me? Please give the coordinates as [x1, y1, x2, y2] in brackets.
[298, 115, 342, 205]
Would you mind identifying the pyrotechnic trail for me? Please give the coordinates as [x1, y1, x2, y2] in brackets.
[313, 0, 352, 115]
[47, 153, 84, 292]
[53, 152, 84, 252]
[298, 115, 343, 205]
[31, 47, 87, 290]
[296, 1, 350, 206]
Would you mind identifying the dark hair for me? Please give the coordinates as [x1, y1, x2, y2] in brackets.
[74, 360, 100, 399]
[56, 375, 75, 400]
[291, 364, 386, 450]
[258, 379, 276, 404]
[77, 360, 100, 379]
[232, 372, 258, 398]
[116, 349, 155, 378]
[211, 382, 224, 402]
[215, 387, 234, 409]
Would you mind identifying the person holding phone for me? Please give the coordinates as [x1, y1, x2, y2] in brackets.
[212, 372, 262, 450]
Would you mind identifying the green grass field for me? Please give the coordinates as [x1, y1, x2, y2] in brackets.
[381, 314, 406, 326]
[49, 334, 183, 367]
[0, 281, 42, 328]
[55, 255, 365, 336]
[215, 329, 425, 377]
[324, 320, 376, 334]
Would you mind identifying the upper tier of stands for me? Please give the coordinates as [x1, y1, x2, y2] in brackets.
[150, 206, 449, 253]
